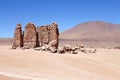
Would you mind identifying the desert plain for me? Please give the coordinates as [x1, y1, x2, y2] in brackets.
[0, 21, 120, 80]
[0, 45, 120, 80]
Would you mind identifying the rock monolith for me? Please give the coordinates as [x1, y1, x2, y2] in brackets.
[12, 23, 23, 49]
[23, 23, 37, 48]
[49, 22, 59, 48]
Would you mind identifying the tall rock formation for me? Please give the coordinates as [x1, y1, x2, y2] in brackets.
[37, 22, 59, 48]
[49, 23, 59, 48]
[12, 22, 59, 49]
[23, 23, 37, 48]
[12, 23, 23, 49]
[37, 25, 49, 47]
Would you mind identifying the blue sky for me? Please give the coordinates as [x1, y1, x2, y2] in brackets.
[0, 0, 120, 38]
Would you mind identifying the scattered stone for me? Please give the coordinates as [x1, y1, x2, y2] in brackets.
[34, 47, 41, 51]
[41, 46, 46, 51]
[71, 50, 78, 54]
[80, 44, 84, 48]
[80, 48, 86, 53]
[92, 49, 97, 53]
[63, 44, 71, 52]
[88, 50, 92, 53]
[48, 40, 58, 48]
[74, 50, 79, 54]
[57, 47, 65, 53]
[49, 47, 57, 53]
[22, 46, 30, 49]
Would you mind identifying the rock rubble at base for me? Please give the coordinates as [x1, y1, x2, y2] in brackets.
[33, 44, 97, 54]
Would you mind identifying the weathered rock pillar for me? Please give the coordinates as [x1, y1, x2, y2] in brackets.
[23, 23, 37, 48]
[37, 25, 49, 47]
[49, 22, 59, 48]
[12, 23, 23, 49]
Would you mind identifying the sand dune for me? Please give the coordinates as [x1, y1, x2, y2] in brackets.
[0, 45, 120, 80]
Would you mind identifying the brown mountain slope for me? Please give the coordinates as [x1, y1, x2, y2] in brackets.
[59, 21, 120, 47]
[60, 21, 120, 40]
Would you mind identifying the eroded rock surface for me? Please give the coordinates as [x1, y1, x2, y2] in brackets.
[12, 23, 23, 49]
[12, 22, 59, 50]
[23, 23, 37, 48]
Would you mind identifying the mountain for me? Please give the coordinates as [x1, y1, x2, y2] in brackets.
[60, 21, 120, 47]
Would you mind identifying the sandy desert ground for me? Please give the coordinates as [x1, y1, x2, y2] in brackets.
[0, 45, 120, 80]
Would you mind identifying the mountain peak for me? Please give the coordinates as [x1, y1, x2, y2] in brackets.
[81, 20, 114, 25]
[60, 20, 120, 39]
[60, 21, 120, 47]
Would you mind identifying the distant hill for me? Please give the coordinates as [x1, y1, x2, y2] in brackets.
[60, 21, 120, 47]
[0, 38, 12, 45]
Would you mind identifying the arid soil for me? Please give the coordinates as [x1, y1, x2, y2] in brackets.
[0, 75, 26, 80]
[0, 45, 120, 80]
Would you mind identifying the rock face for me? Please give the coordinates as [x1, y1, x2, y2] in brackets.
[37, 23, 59, 48]
[23, 23, 37, 48]
[12, 24, 23, 49]
[49, 23, 59, 48]
[12, 22, 59, 49]
[37, 25, 49, 47]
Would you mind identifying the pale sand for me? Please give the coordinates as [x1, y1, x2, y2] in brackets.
[0, 45, 120, 80]
[0, 75, 26, 80]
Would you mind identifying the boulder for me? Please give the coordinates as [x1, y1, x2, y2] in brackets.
[23, 23, 37, 48]
[12, 23, 23, 49]
[48, 40, 57, 47]
[80, 48, 87, 53]
[88, 49, 97, 53]
[75, 44, 84, 50]
[49, 46, 57, 53]
[57, 47, 65, 53]
[71, 50, 78, 54]
[34, 47, 41, 51]
[63, 44, 71, 52]
[92, 49, 96, 53]
[41, 46, 46, 51]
